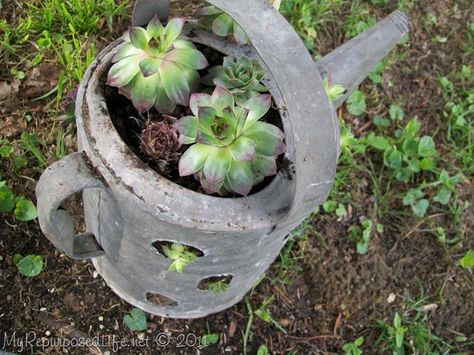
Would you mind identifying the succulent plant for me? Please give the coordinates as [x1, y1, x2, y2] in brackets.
[140, 117, 181, 170]
[175, 86, 285, 196]
[323, 74, 346, 101]
[163, 243, 198, 273]
[107, 16, 209, 113]
[196, 6, 249, 46]
[203, 56, 268, 105]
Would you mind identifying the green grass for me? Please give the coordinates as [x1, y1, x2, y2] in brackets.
[0, 0, 129, 105]
[375, 294, 473, 354]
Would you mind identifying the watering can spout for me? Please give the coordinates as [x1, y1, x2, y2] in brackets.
[316, 11, 411, 108]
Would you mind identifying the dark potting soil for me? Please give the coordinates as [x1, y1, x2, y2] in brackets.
[101, 44, 286, 197]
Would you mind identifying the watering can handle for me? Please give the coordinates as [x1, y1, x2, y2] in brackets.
[36, 152, 106, 260]
[132, 0, 338, 229]
[133, 0, 169, 25]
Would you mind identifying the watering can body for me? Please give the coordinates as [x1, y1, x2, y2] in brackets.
[36, 0, 410, 318]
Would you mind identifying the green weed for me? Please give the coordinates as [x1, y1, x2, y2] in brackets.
[280, 0, 344, 53]
[376, 296, 468, 354]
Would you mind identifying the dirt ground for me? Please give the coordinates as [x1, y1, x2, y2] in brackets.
[0, 0, 473, 354]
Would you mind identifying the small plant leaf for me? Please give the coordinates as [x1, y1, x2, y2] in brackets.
[203, 148, 232, 184]
[14, 198, 38, 221]
[124, 308, 148, 331]
[256, 345, 269, 355]
[459, 250, 474, 269]
[0, 183, 16, 213]
[412, 199, 429, 218]
[347, 90, 366, 116]
[129, 27, 149, 50]
[165, 48, 209, 70]
[418, 136, 436, 157]
[179, 144, 214, 176]
[200, 333, 219, 347]
[212, 13, 233, 37]
[366, 134, 390, 151]
[163, 18, 185, 46]
[389, 104, 404, 121]
[433, 187, 452, 205]
[14, 255, 43, 277]
[226, 160, 253, 196]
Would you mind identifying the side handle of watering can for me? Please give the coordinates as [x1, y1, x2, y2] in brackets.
[132, 0, 169, 25]
[36, 152, 106, 260]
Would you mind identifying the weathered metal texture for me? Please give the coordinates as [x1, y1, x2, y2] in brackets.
[35, 0, 410, 318]
[316, 10, 411, 108]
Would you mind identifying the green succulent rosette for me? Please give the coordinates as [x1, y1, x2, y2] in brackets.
[175, 86, 285, 196]
[196, 6, 249, 46]
[204, 56, 269, 105]
[107, 16, 209, 113]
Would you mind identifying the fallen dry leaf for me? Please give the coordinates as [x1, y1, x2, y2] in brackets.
[0, 82, 12, 100]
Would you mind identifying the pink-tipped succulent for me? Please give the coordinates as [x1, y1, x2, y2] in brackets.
[140, 117, 181, 170]
[107, 16, 209, 113]
[174, 86, 285, 196]
[196, 6, 249, 46]
[203, 56, 268, 105]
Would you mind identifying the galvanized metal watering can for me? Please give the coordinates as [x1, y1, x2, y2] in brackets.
[36, 0, 410, 318]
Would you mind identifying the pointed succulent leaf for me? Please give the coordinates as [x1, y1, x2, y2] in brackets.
[229, 136, 256, 161]
[196, 6, 222, 16]
[244, 126, 285, 157]
[190, 93, 212, 117]
[252, 154, 277, 177]
[246, 121, 285, 140]
[212, 13, 233, 36]
[199, 15, 219, 31]
[179, 144, 214, 176]
[147, 15, 164, 38]
[113, 43, 144, 62]
[197, 106, 217, 127]
[160, 61, 190, 105]
[131, 74, 158, 112]
[211, 86, 234, 113]
[179, 135, 196, 145]
[200, 174, 225, 194]
[119, 81, 134, 99]
[165, 48, 209, 70]
[175, 116, 199, 141]
[203, 66, 227, 85]
[233, 22, 249, 46]
[154, 78, 176, 113]
[163, 18, 185, 47]
[203, 148, 231, 184]
[139, 58, 161, 77]
[227, 160, 253, 196]
[182, 66, 200, 95]
[173, 39, 196, 49]
[196, 130, 220, 146]
[107, 56, 141, 87]
[129, 27, 149, 50]
[213, 76, 234, 90]
[242, 94, 272, 128]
